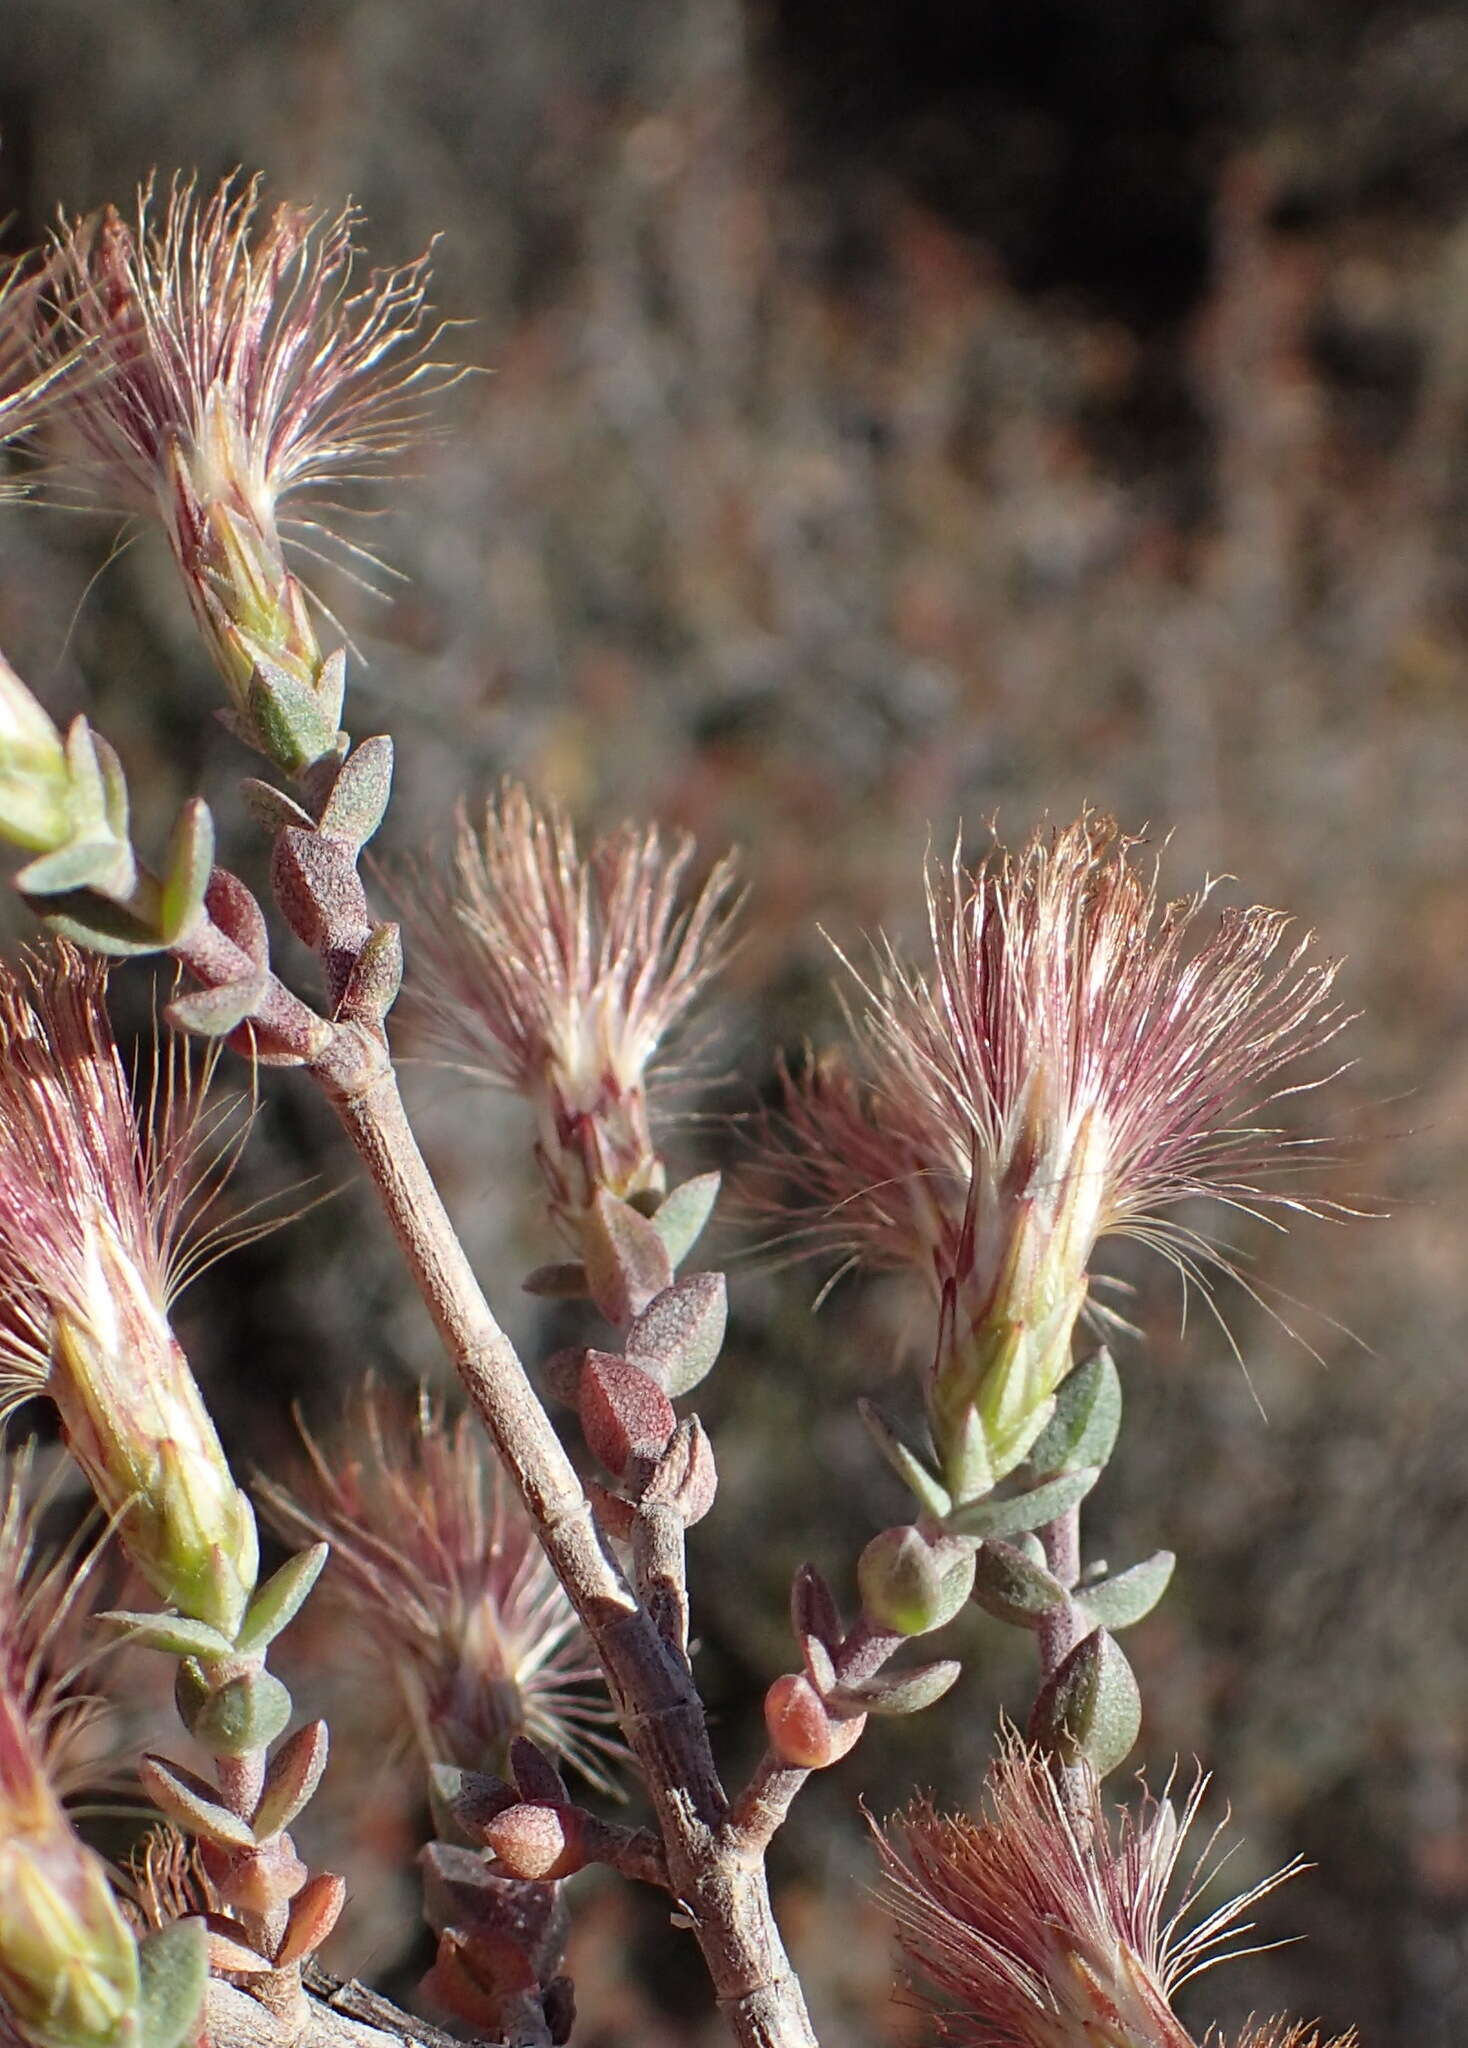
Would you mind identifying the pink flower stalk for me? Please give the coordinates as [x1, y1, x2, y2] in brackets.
[876, 1740, 1352, 2048]
[761, 815, 1346, 1493]
[0, 944, 259, 1637]
[257, 1386, 624, 1792]
[0, 1452, 143, 2048]
[397, 786, 740, 1243]
[35, 174, 455, 739]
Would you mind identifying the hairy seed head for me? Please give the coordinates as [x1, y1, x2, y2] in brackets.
[0, 944, 259, 1635]
[758, 815, 1348, 1491]
[34, 174, 458, 739]
[257, 1385, 624, 1793]
[395, 786, 739, 1247]
[877, 1738, 1329, 2048]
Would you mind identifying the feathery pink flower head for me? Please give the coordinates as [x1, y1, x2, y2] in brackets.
[877, 1740, 1349, 2048]
[0, 256, 89, 478]
[760, 815, 1346, 1493]
[0, 1451, 142, 2048]
[34, 174, 457, 757]
[397, 786, 740, 1245]
[257, 1386, 623, 1793]
[0, 944, 259, 1637]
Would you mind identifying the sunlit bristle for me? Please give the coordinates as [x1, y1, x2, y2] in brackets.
[257, 1384, 626, 1796]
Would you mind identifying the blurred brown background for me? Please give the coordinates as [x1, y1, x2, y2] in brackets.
[1, 2, 1465, 2041]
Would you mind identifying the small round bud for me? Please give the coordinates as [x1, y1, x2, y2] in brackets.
[483, 1801, 588, 1881]
[857, 1526, 976, 1637]
[763, 1672, 866, 1770]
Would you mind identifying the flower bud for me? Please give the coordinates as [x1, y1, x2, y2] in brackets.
[762, 1672, 866, 1770]
[0, 1700, 142, 2048]
[857, 1527, 976, 1638]
[53, 1224, 258, 1637]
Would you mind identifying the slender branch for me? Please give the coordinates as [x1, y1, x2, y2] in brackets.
[207, 1973, 473, 2048]
[319, 1061, 818, 2048]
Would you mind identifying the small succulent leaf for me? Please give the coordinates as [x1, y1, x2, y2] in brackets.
[944, 1464, 1101, 1541]
[523, 1261, 590, 1299]
[314, 647, 348, 731]
[166, 973, 267, 1037]
[236, 1543, 330, 1655]
[240, 777, 315, 837]
[63, 715, 109, 829]
[99, 1609, 236, 1660]
[204, 866, 270, 967]
[138, 1918, 209, 2048]
[941, 1400, 997, 1507]
[578, 1353, 677, 1476]
[791, 1562, 843, 1657]
[191, 1667, 294, 1759]
[91, 730, 131, 844]
[969, 1540, 1071, 1629]
[1075, 1549, 1176, 1633]
[318, 733, 393, 848]
[138, 1753, 256, 1848]
[252, 1719, 330, 1840]
[340, 919, 404, 1023]
[1027, 1350, 1122, 1478]
[248, 656, 339, 775]
[582, 1190, 674, 1323]
[430, 1762, 518, 1841]
[159, 798, 215, 942]
[802, 1633, 836, 1695]
[509, 1735, 570, 1805]
[202, 1913, 273, 1975]
[625, 1272, 728, 1396]
[174, 1658, 210, 1735]
[541, 1346, 587, 1405]
[858, 1399, 952, 1518]
[1029, 1628, 1141, 1779]
[648, 1171, 721, 1266]
[17, 837, 131, 895]
[42, 893, 162, 956]
[643, 1414, 718, 1524]
[827, 1657, 961, 1718]
[275, 1871, 348, 1967]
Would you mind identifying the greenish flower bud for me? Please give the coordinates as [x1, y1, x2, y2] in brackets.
[0, 1704, 142, 2048]
[857, 1526, 976, 1637]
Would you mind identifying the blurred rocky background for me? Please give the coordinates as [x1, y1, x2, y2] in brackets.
[2, 2, 1466, 2041]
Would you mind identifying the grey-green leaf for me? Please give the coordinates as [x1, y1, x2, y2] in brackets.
[944, 1464, 1100, 1540]
[99, 1611, 235, 1662]
[969, 1540, 1070, 1629]
[648, 1171, 721, 1267]
[191, 1667, 294, 1759]
[1029, 1627, 1141, 1778]
[858, 1399, 952, 1519]
[828, 1658, 961, 1718]
[1027, 1350, 1122, 1478]
[1076, 1550, 1175, 1633]
[236, 1544, 329, 1654]
[138, 1918, 208, 2048]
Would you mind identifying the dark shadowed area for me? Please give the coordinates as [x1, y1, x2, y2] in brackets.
[2, 2, 1466, 2042]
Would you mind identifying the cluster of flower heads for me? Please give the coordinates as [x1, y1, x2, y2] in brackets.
[878, 1741, 1355, 2048]
[0, 944, 260, 1636]
[396, 785, 740, 1242]
[258, 1384, 623, 1793]
[759, 815, 1349, 1486]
